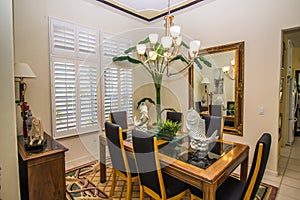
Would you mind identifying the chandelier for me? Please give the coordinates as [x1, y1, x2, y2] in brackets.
[134, 0, 202, 76]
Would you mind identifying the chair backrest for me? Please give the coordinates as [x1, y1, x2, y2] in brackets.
[202, 114, 223, 140]
[110, 111, 128, 130]
[210, 104, 223, 117]
[195, 101, 202, 113]
[132, 130, 164, 197]
[104, 121, 129, 173]
[242, 133, 271, 200]
[166, 111, 183, 124]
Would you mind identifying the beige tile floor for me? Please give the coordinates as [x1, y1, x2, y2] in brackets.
[274, 136, 300, 200]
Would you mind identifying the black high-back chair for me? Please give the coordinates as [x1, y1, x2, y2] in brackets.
[195, 101, 202, 113]
[166, 111, 183, 129]
[190, 133, 272, 200]
[202, 114, 223, 140]
[210, 104, 222, 117]
[110, 111, 128, 140]
[104, 122, 138, 200]
[132, 130, 189, 199]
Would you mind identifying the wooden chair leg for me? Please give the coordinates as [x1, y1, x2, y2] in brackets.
[139, 185, 144, 200]
[125, 179, 132, 200]
[191, 193, 202, 200]
[110, 169, 116, 197]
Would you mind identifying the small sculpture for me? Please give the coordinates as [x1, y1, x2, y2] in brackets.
[29, 117, 44, 146]
[185, 108, 218, 157]
[134, 102, 149, 131]
[26, 109, 33, 132]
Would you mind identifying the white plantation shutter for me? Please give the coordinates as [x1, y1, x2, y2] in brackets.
[102, 33, 133, 122]
[52, 59, 77, 135]
[50, 18, 76, 56]
[79, 63, 98, 131]
[78, 28, 98, 60]
[120, 68, 133, 118]
[103, 67, 119, 119]
[50, 17, 99, 138]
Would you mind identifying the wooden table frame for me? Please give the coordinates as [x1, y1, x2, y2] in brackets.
[99, 133, 249, 200]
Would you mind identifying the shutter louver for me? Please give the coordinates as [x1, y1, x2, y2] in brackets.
[51, 19, 76, 56]
[78, 28, 98, 60]
[53, 60, 77, 133]
[79, 64, 98, 129]
[103, 67, 119, 119]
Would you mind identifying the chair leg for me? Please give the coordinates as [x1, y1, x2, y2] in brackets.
[190, 193, 202, 200]
[110, 169, 116, 197]
[139, 185, 144, 200]
[125, 178, 132, 200]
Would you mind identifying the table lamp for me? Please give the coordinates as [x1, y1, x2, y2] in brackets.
[14, 63, 36, 102]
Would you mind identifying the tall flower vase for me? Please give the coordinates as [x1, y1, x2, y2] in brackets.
[23, 120, 29, 144]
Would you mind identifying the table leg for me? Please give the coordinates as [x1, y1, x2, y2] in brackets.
[99, 135, 106, 183]
[203, 183, 217, 200]
[240, 154, 248, 182]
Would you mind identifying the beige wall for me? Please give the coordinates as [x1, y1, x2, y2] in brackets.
[13, 0, 300, 175]
[0, 0, 20, 199]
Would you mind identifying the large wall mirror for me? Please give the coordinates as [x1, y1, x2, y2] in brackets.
[189, 41, 244, 136]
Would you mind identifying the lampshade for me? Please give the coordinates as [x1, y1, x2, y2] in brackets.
[14, 63, 36, 78]
[201, 77, 210, 84]
[149, 33, 159, 44]
[223, 65, 231, 73]
[136, 44, 146, 55]
[170, 26, 181, 37]
[149, 51, 158, 60]
[161, 36, 172, 49]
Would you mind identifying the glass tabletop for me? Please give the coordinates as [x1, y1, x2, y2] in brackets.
[125, 126, 188, 144]
[124, 126, 235, 169]
[159, 140, 235, 169]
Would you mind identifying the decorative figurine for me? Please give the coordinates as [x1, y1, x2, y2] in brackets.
[29, 117, 44, 146]
[134, 102, 149, 131]
[185, 108, 218, 158]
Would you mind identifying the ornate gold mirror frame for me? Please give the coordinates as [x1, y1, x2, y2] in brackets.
[188, 41, 244, 136]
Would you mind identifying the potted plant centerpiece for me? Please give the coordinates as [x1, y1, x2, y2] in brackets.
[157, 119, 182, 141]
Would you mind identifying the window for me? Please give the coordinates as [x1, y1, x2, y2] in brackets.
[49, 17, 100, 138]
[101, 33, 133, 122]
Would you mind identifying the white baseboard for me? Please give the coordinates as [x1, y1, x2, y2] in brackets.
[265, 169, 279, 177]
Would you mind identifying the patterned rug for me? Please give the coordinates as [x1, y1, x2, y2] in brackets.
[65, 161, 278, 200]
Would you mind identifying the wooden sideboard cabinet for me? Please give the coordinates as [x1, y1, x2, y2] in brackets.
[18, 133, 68, 200]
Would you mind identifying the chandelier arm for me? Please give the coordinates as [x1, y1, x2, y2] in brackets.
[139, 56, 154, 75]
[167, 61, 193, 76]
[159, 57, 166, 73]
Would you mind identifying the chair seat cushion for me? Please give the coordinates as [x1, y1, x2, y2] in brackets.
[163, 172, 187, 198]
[189, 176, 245, 200]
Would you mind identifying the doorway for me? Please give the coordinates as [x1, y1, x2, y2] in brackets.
[279, 27, 300, 148]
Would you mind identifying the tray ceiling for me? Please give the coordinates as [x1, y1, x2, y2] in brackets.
[96, 0, 204, 21]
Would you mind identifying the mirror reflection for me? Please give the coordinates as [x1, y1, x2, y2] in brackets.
[189, 41, 244, 136]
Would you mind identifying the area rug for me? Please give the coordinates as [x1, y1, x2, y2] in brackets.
[65, 161, 278, 200]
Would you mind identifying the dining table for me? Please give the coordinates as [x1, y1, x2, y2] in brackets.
[99, 127, 249, 200]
